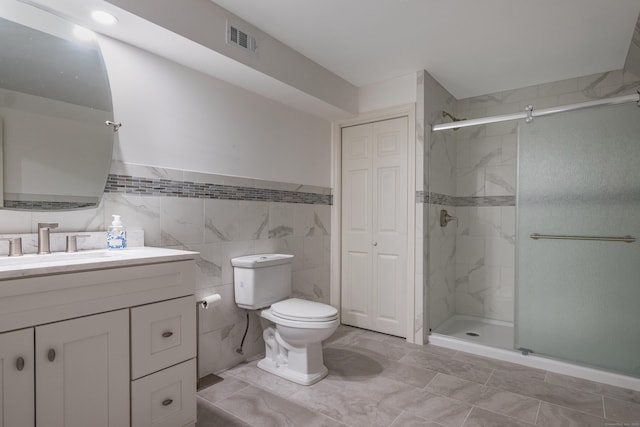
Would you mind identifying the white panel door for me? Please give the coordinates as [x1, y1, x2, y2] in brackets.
[341, 116, 408, 337]
[36, 310, 130, 427]
[0, 328, 34, 427]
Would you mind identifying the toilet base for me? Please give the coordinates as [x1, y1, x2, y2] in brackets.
[257, 358, 328, 386]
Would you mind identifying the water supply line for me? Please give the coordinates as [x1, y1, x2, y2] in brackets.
[236, 310, 250, 355]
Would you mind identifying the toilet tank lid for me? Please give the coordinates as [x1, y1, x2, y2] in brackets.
[231, 254, 294, 268]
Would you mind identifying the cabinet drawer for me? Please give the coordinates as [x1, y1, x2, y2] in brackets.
[131, 296, 196, 379]
[131, 359, 196, 427]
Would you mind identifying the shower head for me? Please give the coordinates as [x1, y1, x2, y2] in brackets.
[442, 111, 465, 122]
[441, 111, 466, 131]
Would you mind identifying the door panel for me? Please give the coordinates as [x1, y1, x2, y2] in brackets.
[516, 103, 640, 376]
[343, 251, 371, 316]
[376, 254, 399, 319]
[347, 169, 369, 232]
[377, 167, 400, 232]
[341, 116, 408, 337]
[0, 328, 34, 427]
[36, 310, 129, 427]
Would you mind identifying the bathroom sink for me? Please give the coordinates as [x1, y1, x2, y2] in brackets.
[0, 250, 121, 267]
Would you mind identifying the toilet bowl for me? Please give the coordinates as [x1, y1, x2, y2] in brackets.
[258, 298, 338, 385]
[231, 254, 338, 386]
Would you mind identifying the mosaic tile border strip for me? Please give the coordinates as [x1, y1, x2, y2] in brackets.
[455, 195, 515, 207]
[3, 200, 96, 210]
[417, 191, 515, 207]
[104, 174, 333, 205]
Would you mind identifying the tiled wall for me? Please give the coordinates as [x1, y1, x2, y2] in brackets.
[418, 71, 458, 338]
[444, 69, 640, 324]
[108, 162, 332, 377]
[0, 160, 332, 377]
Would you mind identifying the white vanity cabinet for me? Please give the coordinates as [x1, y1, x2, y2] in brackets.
[0, 248, 198, 427]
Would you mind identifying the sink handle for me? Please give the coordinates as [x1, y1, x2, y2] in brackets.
[38, 223, 59, 230]
[0, 237, 23, 257]
[66, 235, 90, 253]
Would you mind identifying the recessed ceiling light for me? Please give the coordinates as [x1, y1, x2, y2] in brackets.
[73, 25, 96, 41]
[91, 10, 118, 26]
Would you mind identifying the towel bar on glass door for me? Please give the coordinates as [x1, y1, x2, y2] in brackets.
[529, 233, 636, 243]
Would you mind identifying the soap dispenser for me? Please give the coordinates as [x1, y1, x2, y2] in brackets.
[107, 214, 127, 249]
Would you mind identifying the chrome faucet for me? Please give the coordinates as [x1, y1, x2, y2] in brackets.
[1, 237, 23, 256]
[37, 223, 59, 254]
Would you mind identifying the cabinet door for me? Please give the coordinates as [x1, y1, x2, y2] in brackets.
[36, 310, 129, 427]
[0, 328, 34, 427]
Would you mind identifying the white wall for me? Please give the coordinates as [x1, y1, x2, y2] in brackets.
[105, 0, 358, 116]
[100, 37, 332, 187]
[358, 73, 416, 113]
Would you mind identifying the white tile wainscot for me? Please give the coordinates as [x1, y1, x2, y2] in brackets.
[0, 246, 198, 427]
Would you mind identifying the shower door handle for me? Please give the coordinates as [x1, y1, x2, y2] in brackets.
[530, 233, 636, 243]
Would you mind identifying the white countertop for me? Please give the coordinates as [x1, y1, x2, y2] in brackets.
[0, 246, 199, 280]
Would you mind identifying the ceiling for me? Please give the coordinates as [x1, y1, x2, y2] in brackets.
[210, 0, 640, 99]
[10, 0, 640, 116]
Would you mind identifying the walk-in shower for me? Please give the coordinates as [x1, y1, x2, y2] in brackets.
[427, 91, 640, 378]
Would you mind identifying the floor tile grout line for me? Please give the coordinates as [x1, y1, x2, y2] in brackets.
[386, 409, 403, 427]
[197, 381, 252, 406]
[533, 400, 542, 425]
[484, 368, 495, 386]
[602, 394, 606, 419]
[479, 405, 541, 426]
[477, 371, 611, 420]
[459, 405, 474, 427]
[426, 382, 544, 425]
[423, 371, 440, 390]
[602, 392, 640, 408]
[543, 401, 611, 422]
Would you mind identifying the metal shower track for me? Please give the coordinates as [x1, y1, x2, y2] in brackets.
[431, 90, 640, 132]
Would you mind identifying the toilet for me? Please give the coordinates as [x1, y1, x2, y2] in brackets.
[231, 254, 338, 385]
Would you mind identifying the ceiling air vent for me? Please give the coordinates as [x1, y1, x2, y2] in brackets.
[227, 22, 257, 54]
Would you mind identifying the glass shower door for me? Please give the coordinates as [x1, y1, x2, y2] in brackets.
[516, 102, 640, 376]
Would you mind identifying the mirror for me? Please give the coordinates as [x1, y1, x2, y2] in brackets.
[0, 2, 114, 210]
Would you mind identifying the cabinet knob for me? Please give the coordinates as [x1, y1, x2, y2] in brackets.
[162, 399, 173, 407]
[47, 349, 56, 362]
[162, 331, 173, 338]
[373, 242, 378, 246]
[16, 356, 25, 371]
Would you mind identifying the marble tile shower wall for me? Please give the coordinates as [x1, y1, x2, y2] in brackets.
[420, 70, 458, 340]
[451, 69, 640, 323]
[427, 105, 458, 331]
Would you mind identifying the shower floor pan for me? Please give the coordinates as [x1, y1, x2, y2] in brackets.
[433, 315, 514, 350]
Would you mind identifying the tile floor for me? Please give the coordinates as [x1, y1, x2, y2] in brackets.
[196, 325, 640, 427]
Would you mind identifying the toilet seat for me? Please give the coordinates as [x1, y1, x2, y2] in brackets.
[270, 298, 338, 322]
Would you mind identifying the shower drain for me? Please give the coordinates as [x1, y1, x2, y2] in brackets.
[465, 332, 480, 337]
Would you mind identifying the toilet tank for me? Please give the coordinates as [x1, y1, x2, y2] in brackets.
[231, 254, 294, 309]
